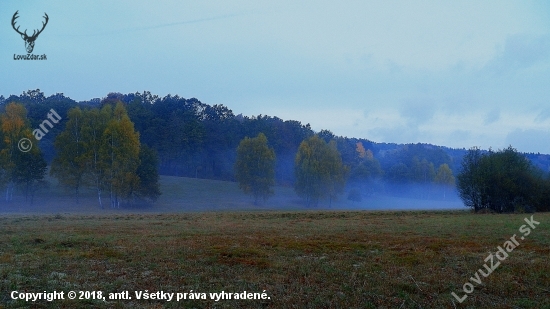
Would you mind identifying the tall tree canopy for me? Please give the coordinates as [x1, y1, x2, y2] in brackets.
[101, 102, 141, 207]
[51, 101, 160, 208]
[5, 89, 550, 208]
[50, 107, 86, 203]
[0, 103, 47, 203]
[294, 135, 348, 207]
[235, 133, 276, 204]
[457, 146, 550, 213]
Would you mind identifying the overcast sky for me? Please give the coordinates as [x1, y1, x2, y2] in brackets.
[2, 1, 550, 153]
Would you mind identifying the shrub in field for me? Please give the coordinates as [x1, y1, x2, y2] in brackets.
[457, 146, 550, 213]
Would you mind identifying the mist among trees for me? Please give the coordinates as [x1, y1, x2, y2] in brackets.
[0, 89, 549, 211]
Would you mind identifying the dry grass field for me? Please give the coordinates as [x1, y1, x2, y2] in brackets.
[0, 210, 548, 308]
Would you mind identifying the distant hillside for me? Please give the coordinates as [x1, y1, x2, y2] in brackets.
[2, 89, 549, 189]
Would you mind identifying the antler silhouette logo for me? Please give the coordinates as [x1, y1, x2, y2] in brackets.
[11, 11, 49, 53]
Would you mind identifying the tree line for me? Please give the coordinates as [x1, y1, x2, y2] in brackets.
[235, 135, 550, 211]
[1, 90, 468, 190]
[0, 103, 47, 204]
[1, 89, 550, 209]
[457, 146, 550, 213]
[0, 101, 160, 207]
[235, 133, 347, 207]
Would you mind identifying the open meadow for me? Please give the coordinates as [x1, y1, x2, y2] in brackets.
[4, 1, 550, 308]
[0, 175, 464, 214]
[1, 210, 549, 308]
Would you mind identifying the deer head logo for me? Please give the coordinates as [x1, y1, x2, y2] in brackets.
[11, 11, 49, 54]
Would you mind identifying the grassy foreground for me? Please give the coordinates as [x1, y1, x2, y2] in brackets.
[0, 211, 550, 308]
[0, 211, 549, 308]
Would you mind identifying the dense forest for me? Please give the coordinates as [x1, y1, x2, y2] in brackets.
[1, 89, 549, 206]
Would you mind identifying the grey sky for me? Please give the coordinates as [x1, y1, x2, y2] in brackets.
[2, 1, 550, 153]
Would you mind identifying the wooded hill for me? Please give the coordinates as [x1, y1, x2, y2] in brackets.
[1, 89, 549, 195]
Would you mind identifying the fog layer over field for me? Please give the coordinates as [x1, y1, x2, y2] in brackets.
[0, 176, 464, 214]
